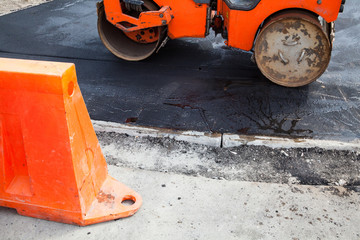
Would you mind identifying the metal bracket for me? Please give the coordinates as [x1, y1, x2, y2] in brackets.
[104, 0, 173, 32]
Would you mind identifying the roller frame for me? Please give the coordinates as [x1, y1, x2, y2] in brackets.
[103, 0, 173, 32]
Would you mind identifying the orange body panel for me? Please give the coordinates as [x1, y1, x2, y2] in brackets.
[218, 0, 342, 50]
[0, 58, 141, 225]
[104, 0, 209, 39]
[154, 0, 209, 38]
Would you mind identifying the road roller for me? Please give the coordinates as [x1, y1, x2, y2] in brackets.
[97, 0, 346, 87]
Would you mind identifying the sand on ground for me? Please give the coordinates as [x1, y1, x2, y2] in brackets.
[0, 0, 51, 16]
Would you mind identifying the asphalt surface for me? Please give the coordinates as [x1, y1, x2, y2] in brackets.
[0, 0, 359, 142]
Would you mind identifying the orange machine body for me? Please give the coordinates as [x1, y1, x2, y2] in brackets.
[104, 0, 342, 50]
[104, 0, 209, 38]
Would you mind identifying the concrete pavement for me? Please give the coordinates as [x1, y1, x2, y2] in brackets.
[1, 165, 359, 240]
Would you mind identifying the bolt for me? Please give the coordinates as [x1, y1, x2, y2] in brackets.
[162, 20, 167, 25]
[159, 13, 164, 18]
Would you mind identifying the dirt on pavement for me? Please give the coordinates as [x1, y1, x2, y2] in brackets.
[0, 0, 51, 16]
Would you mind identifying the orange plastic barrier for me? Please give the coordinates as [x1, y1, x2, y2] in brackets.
[0, 58, 142, 225]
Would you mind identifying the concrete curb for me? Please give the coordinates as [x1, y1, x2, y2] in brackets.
[222, 134, 360, 151]
[92, 120, 222, 147]
[92, 120, 360, 151]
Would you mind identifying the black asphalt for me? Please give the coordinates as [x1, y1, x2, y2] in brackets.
[0, 0, 359, 141]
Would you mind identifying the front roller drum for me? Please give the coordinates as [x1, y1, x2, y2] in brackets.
[97, 1, 165, 61]
[254, 12, 331, 87]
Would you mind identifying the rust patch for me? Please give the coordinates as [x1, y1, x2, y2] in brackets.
[300, 28, 311, 37]
[97, 191, 115, 203]
[260, 55, 272, 65]
[264, 66, 286, 80]
[258, 39, 269, 53]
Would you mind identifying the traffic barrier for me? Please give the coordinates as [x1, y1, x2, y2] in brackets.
[0, 58, 142, 225]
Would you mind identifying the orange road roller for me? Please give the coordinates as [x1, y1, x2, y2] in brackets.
[97, 0, 346, 87]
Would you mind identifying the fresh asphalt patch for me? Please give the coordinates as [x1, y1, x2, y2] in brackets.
[0, 0, 359, 142]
